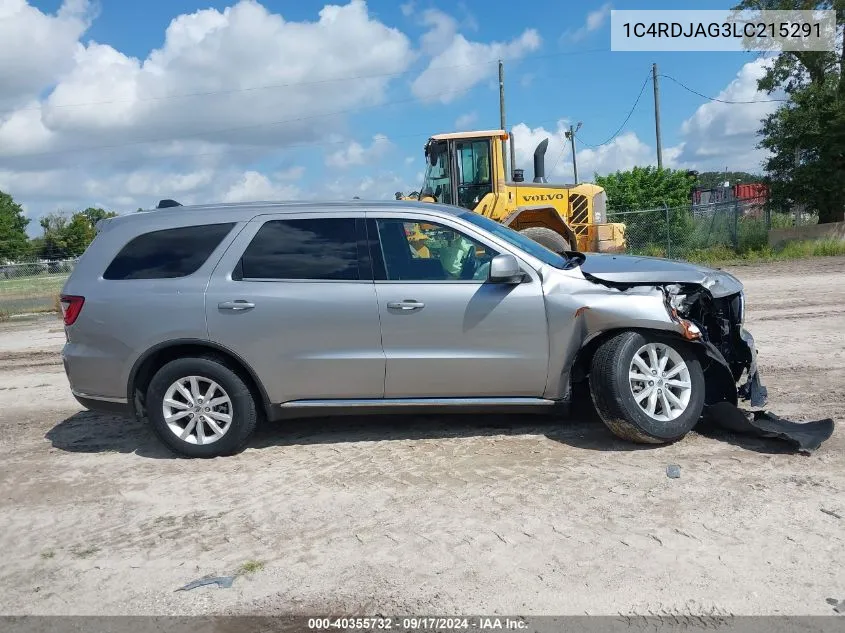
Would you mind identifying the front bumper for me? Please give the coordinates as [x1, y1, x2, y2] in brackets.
[736, 327, 768, 407]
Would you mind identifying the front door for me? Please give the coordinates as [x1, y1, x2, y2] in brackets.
[205, 212, 385, 404]
[367, 214, 549, 398]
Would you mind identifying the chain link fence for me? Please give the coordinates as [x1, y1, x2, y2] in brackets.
[0, 199, 823, 318]
[608, 198, 819, 261]
[0, 258, 79, 317]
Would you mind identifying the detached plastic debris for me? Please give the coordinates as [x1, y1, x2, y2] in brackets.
[703, 402, 835, 454]
[666, 465, 681, 479]
[825, 598, 845, 614]
[175, 575, 235, 592]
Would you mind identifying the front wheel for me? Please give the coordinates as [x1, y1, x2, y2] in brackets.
[589, 331, 705, 444]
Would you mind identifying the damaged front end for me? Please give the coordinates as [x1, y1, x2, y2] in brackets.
[661, 282, 767, 408]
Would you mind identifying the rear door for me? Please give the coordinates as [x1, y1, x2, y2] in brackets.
[366, 212, 550, 398]
[205, 210, 385, 404]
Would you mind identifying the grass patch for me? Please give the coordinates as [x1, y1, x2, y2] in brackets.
[680, 239, 845, 266]
[237, 559, 265, 576]
[0, 274, 68, 296]
[40, 549, 55, 560]
[70, 545, 99, 559]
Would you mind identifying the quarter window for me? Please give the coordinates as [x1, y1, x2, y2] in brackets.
[374, 218, 497, 281]
[239, 218, 360, 280]
[103, 223, 235, 280]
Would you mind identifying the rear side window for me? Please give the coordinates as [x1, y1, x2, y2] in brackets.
[239, 218, 360, 280]
[103, 223, 235, 280]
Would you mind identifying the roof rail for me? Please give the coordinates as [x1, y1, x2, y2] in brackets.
[157, 199, 182, 209]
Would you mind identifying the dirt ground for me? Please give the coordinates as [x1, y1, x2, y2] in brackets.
[0, 257, 843, 617]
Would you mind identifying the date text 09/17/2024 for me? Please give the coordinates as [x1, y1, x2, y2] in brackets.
[307, 617, 528, 630]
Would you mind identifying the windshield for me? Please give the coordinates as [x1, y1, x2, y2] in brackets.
[420, 142, 453, 205]
[458, 212, 574, 269]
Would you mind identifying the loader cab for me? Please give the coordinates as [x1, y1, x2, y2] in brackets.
[421, 133, 496, 210]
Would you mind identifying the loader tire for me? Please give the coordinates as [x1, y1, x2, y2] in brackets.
[518, 227, 570, 253]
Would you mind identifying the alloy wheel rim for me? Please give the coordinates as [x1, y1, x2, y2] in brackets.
[162, 376, 233, 445]
[628, 343, 692, 422]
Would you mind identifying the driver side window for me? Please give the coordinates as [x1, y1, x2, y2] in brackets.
[374, 219, 498, 282]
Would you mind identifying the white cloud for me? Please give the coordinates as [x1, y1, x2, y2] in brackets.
[511, 121, 655, 181]
[673, 59, 780, 172]
[454, 112, 478, 129]
[325, 133, 391, 168]
[565, 3, 611, 42]
[400, 1, 415, 17]
[0, 0, 93, 108]
[323, 170, 416, 200]
[222, 170, 300, 202]
[0, 0, 414, 170]
[276, 165, 306, 180]
[0, 0, 415, 226]
[411, 10, 541, 104]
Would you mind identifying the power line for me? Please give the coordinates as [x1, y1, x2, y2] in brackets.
[549, 134, 570, 176]
[0, 86, 475, 159]
[576, 70, 652, 149]
[1, 48, 610, 114]
[659, 73, 788, 104]
[9, 112, 576, 170]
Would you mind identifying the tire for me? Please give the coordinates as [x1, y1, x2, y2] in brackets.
[518, 227, 570, 253]
[146, 356, 258, 458]
[589, 331, 705, 444]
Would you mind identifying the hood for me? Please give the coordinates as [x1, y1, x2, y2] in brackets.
[578, 253, 743, 298]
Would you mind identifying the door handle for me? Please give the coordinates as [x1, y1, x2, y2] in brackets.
[218, 300, 255, 311]
[387, 300, 425, 311]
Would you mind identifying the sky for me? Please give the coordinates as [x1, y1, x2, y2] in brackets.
[0, 0, 784, 236]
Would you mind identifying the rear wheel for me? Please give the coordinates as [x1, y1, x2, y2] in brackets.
[146, 356, 258, 458]
[518, 226, 570, 253]
[589, 331, 705, 444]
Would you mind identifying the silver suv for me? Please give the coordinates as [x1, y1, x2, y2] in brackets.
[60, 200, 766, 457]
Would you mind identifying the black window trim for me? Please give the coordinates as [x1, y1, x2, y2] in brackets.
[365, 214, 501, 285]
[233, 215, 373, 283]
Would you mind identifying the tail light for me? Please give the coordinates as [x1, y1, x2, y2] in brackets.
[60, 295, 85, 326]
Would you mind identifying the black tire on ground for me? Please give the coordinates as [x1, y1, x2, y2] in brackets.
[518, 226, 570, 253]
[146, 356, 258, 458]
[588, 331, 705, 444]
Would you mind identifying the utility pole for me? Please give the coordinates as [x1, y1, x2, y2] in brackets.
[498, 59, 508, 178]
[652, 62, 663, 169]
[565, 122, 582, 184]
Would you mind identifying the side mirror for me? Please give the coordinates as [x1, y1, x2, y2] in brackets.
[488, 254, 525, 283]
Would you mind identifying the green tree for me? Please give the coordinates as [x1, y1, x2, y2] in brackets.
[694, 171, 763, 189]
[38, 207, 117, 259]
[0, 190, 31, 262]
[80, 207, 118, 227]
[39, 213, 71, 260]
[595, 166, 696, 211]
[733, 0, 845, 223]
[63, 213, 97, 257]
[595, 167, 698, 254]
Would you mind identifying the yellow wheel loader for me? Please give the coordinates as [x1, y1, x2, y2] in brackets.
[397, 130, 625, 254]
